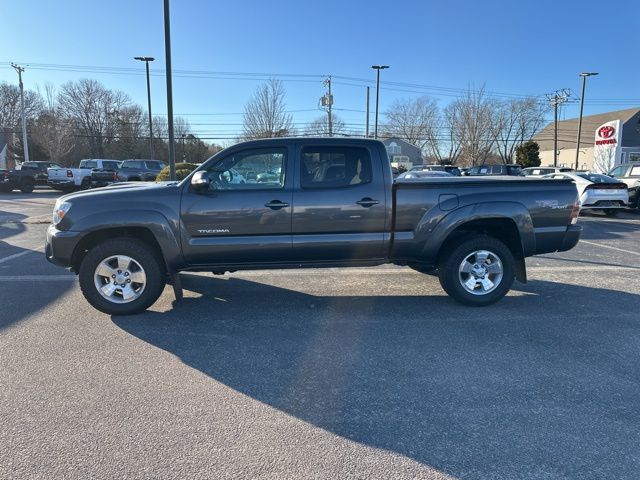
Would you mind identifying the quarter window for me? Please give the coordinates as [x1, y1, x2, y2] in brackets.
[300, 146, 372, 189]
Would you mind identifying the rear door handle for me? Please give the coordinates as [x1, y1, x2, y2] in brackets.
[264, 200, 290, 210]
[356, 198, 379, 207]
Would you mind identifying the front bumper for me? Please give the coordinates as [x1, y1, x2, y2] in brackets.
[45, 225, 83, 268]
[558, 224, 582, 252]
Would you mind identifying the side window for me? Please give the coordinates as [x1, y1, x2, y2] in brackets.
[145, 161, 164, 170]
[300, 146, 372, 189]
[609, 165, 626, 177]
[630, 166, 640, 176]
[205, 147, 286, 191]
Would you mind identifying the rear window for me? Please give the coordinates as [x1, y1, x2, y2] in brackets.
[300, 146, 372, 189]
[631, 166, 640, 176]
[576, 173, 619, 183]
[80, 160, 98, 169]
[103, 161, 119, 170]
[507, 166, 522, 175]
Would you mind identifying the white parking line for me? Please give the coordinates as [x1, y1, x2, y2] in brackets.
[0, 275, 76, 281]
[579, 240, 640, 257]
[0, 250, 37, 265]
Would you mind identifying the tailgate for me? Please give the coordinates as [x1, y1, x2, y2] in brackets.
[47, 168, 71, 180]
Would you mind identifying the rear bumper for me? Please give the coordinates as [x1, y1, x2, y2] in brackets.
[45, 225, 83, 268]
[558, 224, 582, 252]
[48, 180, 75, 188]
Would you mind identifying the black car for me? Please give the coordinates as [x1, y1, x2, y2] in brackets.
[466, 164, 523, 176]
[411, 164, 462, 176]
[117, 160, 167, 182]
[0, 161, 62, 193]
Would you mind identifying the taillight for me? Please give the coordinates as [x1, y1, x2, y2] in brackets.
[66, 170, 73, 178]
[113, 171, 118, 180]
[585, 183, 626, 190]
[569, 198, 580, 225]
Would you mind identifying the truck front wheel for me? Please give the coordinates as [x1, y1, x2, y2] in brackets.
[438, 236, 515, 306]
[78, 238, 166, 315]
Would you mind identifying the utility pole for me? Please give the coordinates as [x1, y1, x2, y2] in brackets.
[545, 89, 571, 167]
[320, 76, 333, 136]
[134, 56, 155, 160]
[10, 63, 29, 163]
[575, 72, 599, 170]
[163, 0, 176, 181]
[365, 86, 370, 138]
[371, 65, 389, 140]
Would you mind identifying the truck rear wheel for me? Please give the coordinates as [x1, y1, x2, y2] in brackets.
[438, 236, 515, 306]
[78, 237, 166, 315]
[20, 178, 34, 193]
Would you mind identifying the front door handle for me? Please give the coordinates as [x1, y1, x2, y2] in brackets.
[356, 198, 379, 207]
[264, 200, 290, 210]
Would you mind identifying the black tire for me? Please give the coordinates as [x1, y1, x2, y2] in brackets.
[604, 209, 618, 217]
[438, 236, 515, 306]
[0, 186, 11, 193]
[80, 177, 91, 190]
[78, 237, 166, 315]
[20, 178, 35, 193]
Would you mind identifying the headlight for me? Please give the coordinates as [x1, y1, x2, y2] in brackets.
[52, 201, 71, 225]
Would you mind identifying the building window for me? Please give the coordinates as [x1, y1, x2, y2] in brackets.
[629, 152, 640, 163]
[386, 142, 401, 155]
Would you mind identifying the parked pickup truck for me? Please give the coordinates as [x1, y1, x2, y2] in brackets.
[45, 138, 582, 315]
[48, 159, 121, 192]
[0, 161, 62, 193]
[608, 162, 640, 209]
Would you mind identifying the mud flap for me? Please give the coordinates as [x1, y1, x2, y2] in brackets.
[169, 272, 184, 302]
[515, 258, 527, 284]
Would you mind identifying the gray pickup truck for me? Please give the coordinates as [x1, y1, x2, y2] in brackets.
[46, 138, 581, 315]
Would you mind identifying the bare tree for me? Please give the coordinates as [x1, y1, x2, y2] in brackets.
[383, 96, 439, 152]
[242, 79, 294, 139]
[450, 86, 497, 167]
[305, 114, 346, 137]
[58, 79, 130, 158]
[31, 84, 75, 165]
[491, 98, 547, 163]
[0, 82, 42, 129]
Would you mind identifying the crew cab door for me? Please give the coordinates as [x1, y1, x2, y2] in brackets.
[291, 144, 388, 261]
[180, 146, 293, 265]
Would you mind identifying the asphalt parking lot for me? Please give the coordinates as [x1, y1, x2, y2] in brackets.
[1, 189, 639, 479]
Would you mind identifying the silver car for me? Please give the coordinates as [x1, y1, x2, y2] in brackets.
[544, 172, 628, 216]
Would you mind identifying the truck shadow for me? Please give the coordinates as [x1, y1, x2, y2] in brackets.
[113, 275, 640, 478]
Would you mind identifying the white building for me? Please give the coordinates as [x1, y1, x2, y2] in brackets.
[534, 107, 640, 172]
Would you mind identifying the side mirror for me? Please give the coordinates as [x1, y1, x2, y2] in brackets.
[190, 171, 210, 192]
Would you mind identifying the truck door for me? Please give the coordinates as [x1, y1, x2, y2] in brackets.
[180, 146, 294, 265]
[291, 144, 388, 261]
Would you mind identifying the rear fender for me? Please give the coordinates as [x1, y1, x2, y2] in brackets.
[416, 202, 536, 264]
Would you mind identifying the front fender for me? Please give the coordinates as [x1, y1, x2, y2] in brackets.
[70, 210, 183, 269]
[416, 202, 535, 263]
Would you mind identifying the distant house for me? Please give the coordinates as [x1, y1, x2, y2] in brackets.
[381, 138, 423, 167]
[534, 107, 640, 172]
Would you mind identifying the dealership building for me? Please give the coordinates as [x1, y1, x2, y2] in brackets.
[533, 107, 640, 172]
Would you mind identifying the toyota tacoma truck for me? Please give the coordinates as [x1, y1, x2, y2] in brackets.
[45, 138, 582, 315]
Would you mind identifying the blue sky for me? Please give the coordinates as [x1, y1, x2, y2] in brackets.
[1, 0, 639, 142]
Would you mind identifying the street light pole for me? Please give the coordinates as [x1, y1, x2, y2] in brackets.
[163, 0, 176, 181]
[10, 63, 29, 163]
[134, 57, 155, 160]
[371, 65, 389, 140]
[574, 72, 599, 170]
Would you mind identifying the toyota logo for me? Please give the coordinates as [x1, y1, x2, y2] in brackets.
[598, 125, 615, 139]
